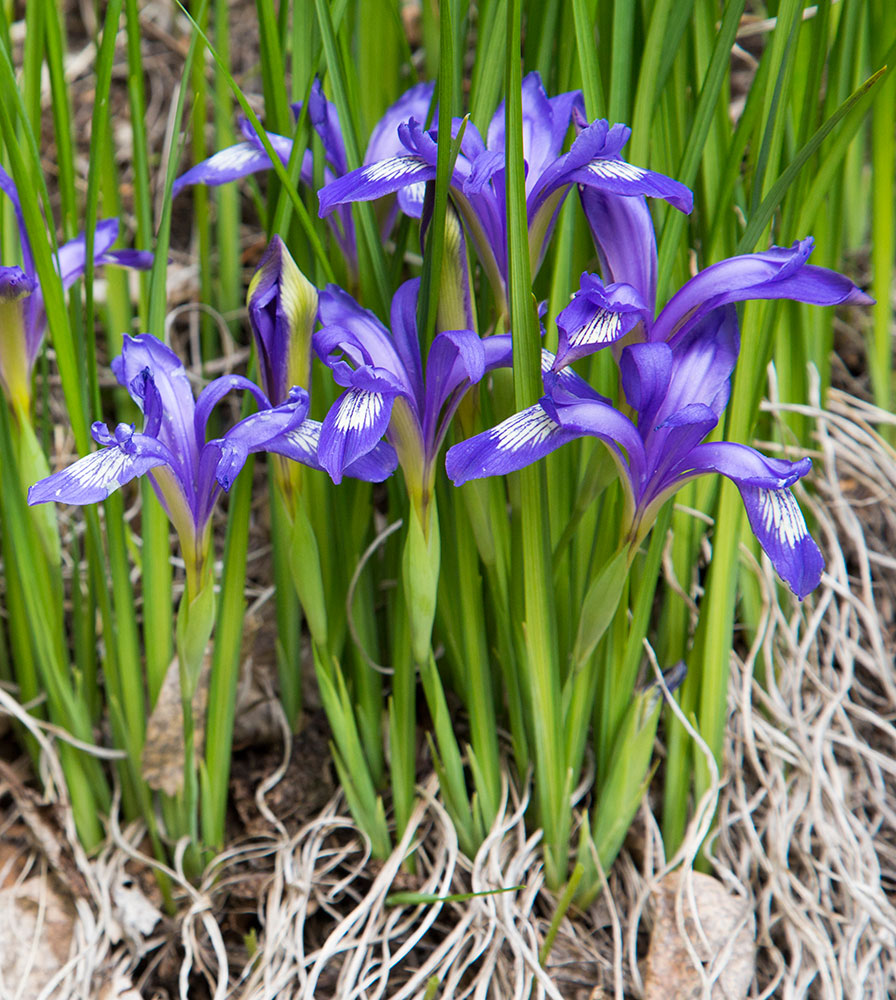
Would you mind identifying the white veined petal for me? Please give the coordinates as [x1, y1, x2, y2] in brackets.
[206, 143, 265, 173]
[43, 447, 137, 503]
[404, 181, 427, 205]
[493, 406, 559, 452]
[285, 421, 320, 458]
[334, 389, 384, 432]
[756, 488, 807, 549]
[569, 308, 622, 347]
[587, 159, 645, 182]
[362, 156, 428, 184]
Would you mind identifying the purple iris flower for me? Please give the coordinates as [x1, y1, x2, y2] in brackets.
[28, 334, 310, 590]
[173, 79, 435, 275]
[447, 311, 827, 598]
[318, 72, 692, 314]
[246, 236, 397, 483]
[314, 277, 512, 510]
[447, 240, 873, 600]
[0, 166, 152, 412]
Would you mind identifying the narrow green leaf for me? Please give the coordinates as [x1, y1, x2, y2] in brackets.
[737, 65, 887, 254]
[386, 886, 524, 906]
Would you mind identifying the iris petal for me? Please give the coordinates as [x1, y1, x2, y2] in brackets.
[446, 402, 578, 486]
[739, 484, 824, 599]
[28, 433, 171, 505]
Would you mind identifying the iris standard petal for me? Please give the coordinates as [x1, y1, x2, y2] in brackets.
[112, 334, 199, 477]
[317, 284, 410, 378]
[486, 73, 582, 193]
[651, 238, 874, 345]
[308, 78, 348, 176]
[365, 80, 436, 166]
[388, 278, 425, 401]
[653, 306, 739, 424]
[54, 219, 119, 290]
[422, 328, 486, 448]
[579, 188, 658, 311]
[194, 373, 272, 444]
[619, 341, 672, 422]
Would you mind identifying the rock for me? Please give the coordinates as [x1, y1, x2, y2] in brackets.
[0, 877, 76, 994]
[644, 871, 755, 1000]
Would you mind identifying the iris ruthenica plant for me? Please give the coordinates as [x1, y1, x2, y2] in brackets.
[316, 275, 511, 661]
[319, 72, 692, 318]
[448, 237, 872, 605]
[175, 79, 434, 278]
[29, 334, 312, 862]
[30, 334, 311, 596]
[7, 0, 887, 906]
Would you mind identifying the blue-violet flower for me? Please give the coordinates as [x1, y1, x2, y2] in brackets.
[447, 238, 873, 599]
[319, 72, 692, 314]
[29, 334, 310, 592]
[174, 79, 434, 277]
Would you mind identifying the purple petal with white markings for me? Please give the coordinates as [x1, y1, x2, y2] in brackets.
[266, 417, 398, 481]
[28, 426, 171, 505]
[173, 142, 276, 196]
[739, 483, 824, 599]
[318, 385, 397, 484]
[531, 118, 693, 217]
[446, 402, 579, 486]
[554, 273, 649, 368]
[318, 152, 435, 217]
